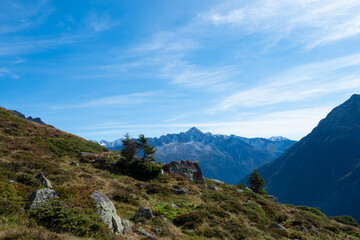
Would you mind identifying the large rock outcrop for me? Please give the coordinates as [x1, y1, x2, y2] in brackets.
[28, 188, 58, 208]
[90, 190, 124, 234]
[163, 160, 206, 184]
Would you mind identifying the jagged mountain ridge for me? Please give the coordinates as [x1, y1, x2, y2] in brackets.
[97, 128, 296, 184]
[253, 94, 360, 222]
[10, 110, 46, 125]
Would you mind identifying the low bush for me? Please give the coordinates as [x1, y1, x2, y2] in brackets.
[130, 161, 162, 180]
[243, 201, 268, 225]
[296, 206, 325, 217]
[29, 199, 110, 238]
[155, 201, 198, 220]
[17, 173, 39, 187]
[146, 182, 171, 195]
[172, 211, 207, 229]
[113, 189, 140, 206]
[223, 219, 247, 240]
[0, 181, 23, 215]
[332, 215, 358, 227]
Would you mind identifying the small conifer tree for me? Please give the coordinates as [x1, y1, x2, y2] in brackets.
[121, 133, 138, 161]
[137, 134, 156, 162]
[247, 169, 265, 193]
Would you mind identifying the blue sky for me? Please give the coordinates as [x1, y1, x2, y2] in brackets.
[1, 0, 360, 141]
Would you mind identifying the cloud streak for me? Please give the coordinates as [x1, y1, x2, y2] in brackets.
[85, 12, 118, 32]
[0, 0, 54, 34]
[200, 0, 360, 48]
[54, 92, 156, 109]
[210, 53, 360, 111]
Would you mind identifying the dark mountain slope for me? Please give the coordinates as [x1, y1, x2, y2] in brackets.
[101, 127, 296, 184]
[255, 94, 360, 221]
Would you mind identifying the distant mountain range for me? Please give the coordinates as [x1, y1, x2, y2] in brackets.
[10, 110, 45, 125]
[252, 94, 360, 222]
[95, 128, 296, 184]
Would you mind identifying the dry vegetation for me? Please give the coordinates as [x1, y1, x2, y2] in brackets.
[0, 107, 359, 239]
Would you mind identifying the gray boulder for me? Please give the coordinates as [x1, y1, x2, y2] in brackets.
[36, 173, 52, 188]
[237, 189, 244, 193]
[311, 226, 319, 235]
[70, 161, 79, 166]
[210, 179, 225, 184]
[91, 190, 124, 234]
[268, 195, 278, 203]
[208, 184, 219, 191]
[122, 220, 133, 234]
[134, 207, 154, 220]
[269, 222, 286, 231]
[171, 203, 180, 209]
[136, 227, 157, 239]
[81, 152, 98, 157]
[163, 160, 205, 184]
[28, 188, 58, 208]
[172, 188, 188, 195]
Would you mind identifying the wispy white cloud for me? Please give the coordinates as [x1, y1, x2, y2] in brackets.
[160, 59, 238, 91]
[54, 92, 155, 109]
[0, 0, 54, 34]
[85, 12, 117, 32]
[133, 32, 198, 53]
[210, 53, 360, 111]
[163, 114, 186, 123]
[200, 0, 360, 48]
[0, 68, 19, 79]
[95, 39, 237, 91]
[0, 35, 82, 56]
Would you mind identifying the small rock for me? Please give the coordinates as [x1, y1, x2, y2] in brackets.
[122, 220, 133, 233]
[172, 188, 188, 195]
[135, 183, 146, 189]
[8, 179, 17, 184]
[91, 191, 124, 234]
[311, 226, 319, 235]
[267, 195, 278, 203]
[300, 225, 308, 232]
[171, 203, 180, 209]
[28, 188, 58, 208]
[134, 206, 154, 220]
[136, 227, 157, 239]
[208, 184, 218, 191]
[237, 189, 244, 193]
[81, 152, 98, 157]
[36, 173, 52, 188]
[210, 179, 225, 184]
[269, 222, 286, 231]
[153, 227, 161, 233]
[70, 161, 79, 166]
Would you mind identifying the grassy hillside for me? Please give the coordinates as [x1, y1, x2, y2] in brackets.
[0, 107, 359, 240]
